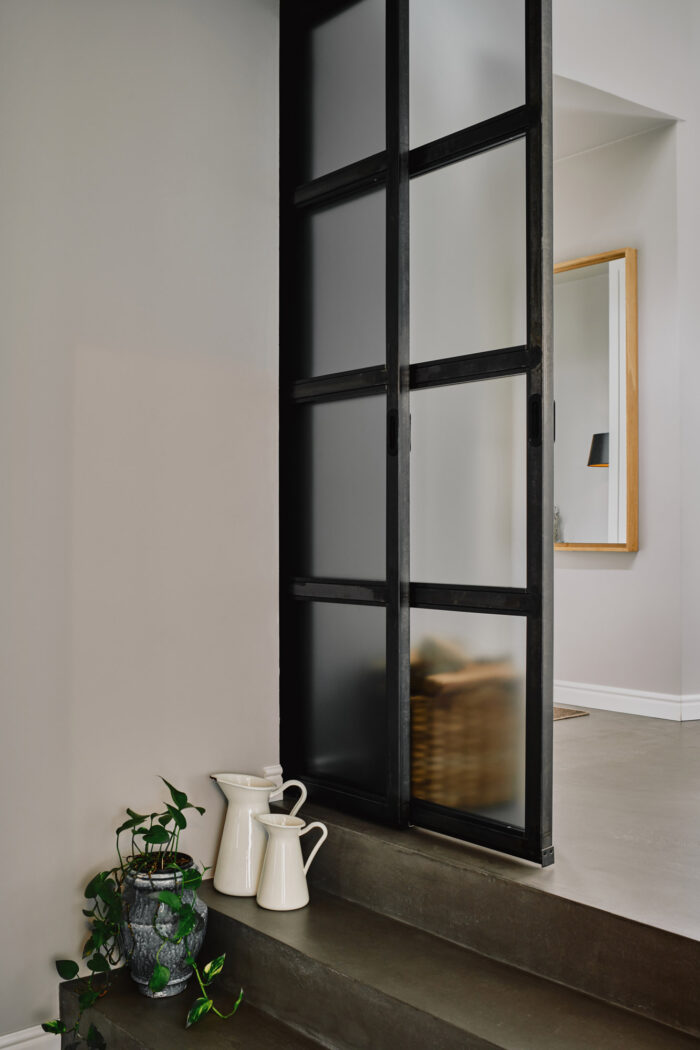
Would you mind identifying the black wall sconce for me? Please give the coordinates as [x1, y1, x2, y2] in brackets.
[587, 432, 609, 467]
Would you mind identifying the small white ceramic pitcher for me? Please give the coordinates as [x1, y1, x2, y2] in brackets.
[211, 773, 307, 897]
[255, 813, 328, 911]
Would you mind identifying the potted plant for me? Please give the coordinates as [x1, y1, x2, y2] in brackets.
[42, 777, 242, 1048]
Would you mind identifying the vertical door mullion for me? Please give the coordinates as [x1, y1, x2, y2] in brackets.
[525, 0, 553, 861]
[279, 4, 307, 778]
[385, 0, 410, 825]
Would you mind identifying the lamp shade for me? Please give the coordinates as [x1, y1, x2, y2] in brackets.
[587, 431, 609, 467]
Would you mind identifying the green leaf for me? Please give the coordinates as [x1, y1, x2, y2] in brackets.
[42, 1020, 67, 1034]
[126, 808, 148, 821]
[95, 877, 117, 898]
[78, 988, 99, 1011]
[161, 777, 188, 810]
[141, 825, 170, 845]
[181, 868, 202, 891]
[86, 1024, 107, 1050]
[87, 953, 110, 973]
[106, 897, 123, 924]
[174, 906, 197, 941]
[89, 925, 106, 948]
[167, 804, 187, 830]
[116, 815, 144, 835]
[84, 872, 107, 899]
[82, 908, 95, 917]
[55, 959, 79, 980]
[157, 812, 172, 827]
[185, 996, 213, 1028]
[148, 962, 171, 993]
[82, 936, 95, 959]
[187, 804, 206, 815]
[201, 953, 226, 983]
[155, 890, 183, 912]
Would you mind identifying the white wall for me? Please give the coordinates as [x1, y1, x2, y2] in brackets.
[676, 8, 700, 697]
[553, 0, 700, 712]
[553, 0, 696, 119]
[553, 125, 681, 695]
[0, 0, 279, 1035]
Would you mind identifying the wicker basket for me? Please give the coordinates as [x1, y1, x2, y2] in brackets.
[411, 660, 520, 811]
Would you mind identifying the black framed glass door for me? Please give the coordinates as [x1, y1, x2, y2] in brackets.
[280, 0, 553, 865]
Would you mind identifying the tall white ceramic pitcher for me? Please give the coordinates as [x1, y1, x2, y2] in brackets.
[211, 773, 307, 896]
[256, 813, 328, 911]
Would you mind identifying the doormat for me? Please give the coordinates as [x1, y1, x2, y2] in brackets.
[554, 706, 590, 721]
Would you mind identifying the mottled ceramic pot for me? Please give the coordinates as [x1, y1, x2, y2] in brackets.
[120, 857, 207, 997]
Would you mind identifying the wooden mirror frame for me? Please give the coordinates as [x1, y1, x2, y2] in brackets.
[553, 248, 638, 552]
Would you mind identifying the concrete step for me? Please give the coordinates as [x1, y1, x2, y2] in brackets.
[299, 803, 700, 1038]
[59, 968, 322, 1050]
[199, 883, 699, 1050]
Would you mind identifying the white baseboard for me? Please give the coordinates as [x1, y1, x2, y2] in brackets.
[0, 1028, 58, 1049]
[554, 680, 700, 721]
[681, 695, 700, 720]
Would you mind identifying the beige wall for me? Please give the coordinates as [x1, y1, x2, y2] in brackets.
[553, 0, 700, 706]
[553, 0, 696, 119]
[676, 7, 700, 696]
[553, 126, 681, 693]
[0, 0, 279, 1034]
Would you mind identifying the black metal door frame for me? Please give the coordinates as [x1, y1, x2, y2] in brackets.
[280, 0, 553, 865]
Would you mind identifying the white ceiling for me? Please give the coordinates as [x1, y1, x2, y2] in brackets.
[553, 75, 676, 162]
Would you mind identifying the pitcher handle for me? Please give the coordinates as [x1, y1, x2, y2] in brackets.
[269, 778, 307, 817]
[300, 821, 328, 875]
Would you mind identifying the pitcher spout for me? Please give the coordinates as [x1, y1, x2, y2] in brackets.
[210, 772, 276, 798]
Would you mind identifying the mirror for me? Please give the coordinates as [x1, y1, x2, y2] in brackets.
[553, 248, 638, 551]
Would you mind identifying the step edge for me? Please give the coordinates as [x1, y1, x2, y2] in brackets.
[60, 978, 144, 1050]
[310, 875, 700, 1037]
[321, 888, 700, 1040]
[209, 916, 506, 1050]
[205, 891, 700, 1043]
[301, 814, 700, 1033]
[305, 808, 700, 950]
[60, 978, 330, 1050]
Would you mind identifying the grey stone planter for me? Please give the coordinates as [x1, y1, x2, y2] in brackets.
[120, 857, 207, 997]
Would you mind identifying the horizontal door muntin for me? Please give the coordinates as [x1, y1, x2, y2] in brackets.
[291, 114, 532, 212]
[289, 581, 531, 613]
[410, 797, 530, 851]
[290, 348, 538, 405]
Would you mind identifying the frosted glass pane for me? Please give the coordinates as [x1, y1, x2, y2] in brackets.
[303, 602, 387, 795]
[299, 396, 385, 580]
[302, 190, 385, 378]
[410, 376, 527, 588]
[309, 0, 385, 179]
[410, 0, 525, 148]
[410, 140, 527, 362]
[411, 609, 526, 827]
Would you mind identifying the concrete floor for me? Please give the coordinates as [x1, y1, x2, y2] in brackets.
[482, 708, 700, 940]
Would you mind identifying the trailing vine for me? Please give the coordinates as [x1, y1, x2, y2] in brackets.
[42, 778, 242, 1047]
